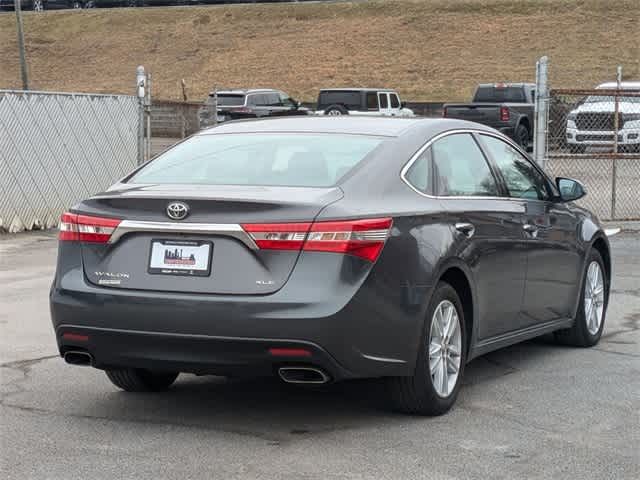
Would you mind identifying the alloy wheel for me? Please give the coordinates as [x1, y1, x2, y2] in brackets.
[327, 110, 343, 116]
[33, 0, 44, 11]
[584, 261, 605, 335]
[428, 300, 462, 397]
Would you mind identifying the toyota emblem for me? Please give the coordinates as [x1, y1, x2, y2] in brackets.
[166, 201, 189, 220]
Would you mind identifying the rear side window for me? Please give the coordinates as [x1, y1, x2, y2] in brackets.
[216, 94, 245, 106]
[432, 133, 499, 197]
[474, 86, 526, 103]
[366, 93, 379, 110]
[317, 91, 362, 110]
[247, 94, 266, 107]
[390, 94, 400, 108]
[404, 150, 431, 194]
[128, 134, 384, 188]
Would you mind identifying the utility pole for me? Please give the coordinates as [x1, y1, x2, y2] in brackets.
[15, 0, 30, 90]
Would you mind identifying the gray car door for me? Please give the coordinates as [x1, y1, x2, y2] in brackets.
[430, 132, 529, 341]
[478, 133, 583, 325]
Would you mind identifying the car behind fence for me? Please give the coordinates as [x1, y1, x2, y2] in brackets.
[544, 88, 640, 220]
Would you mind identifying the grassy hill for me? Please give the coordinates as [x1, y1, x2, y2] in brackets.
[0, 0, 638, 102]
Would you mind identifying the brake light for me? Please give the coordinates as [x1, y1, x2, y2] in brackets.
[242, 217, 393, 262]
[59, 212, 121, 243]
[500, 106, 510, 121]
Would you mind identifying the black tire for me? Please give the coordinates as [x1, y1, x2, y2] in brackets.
[514, 123, 529, 149]
[324, 104, 348, 116]
[105, 368, 178, 392]
[386, 281, 467, 416]
[555, 249, 608, 347]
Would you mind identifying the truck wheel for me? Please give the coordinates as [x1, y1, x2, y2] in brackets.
[324, 104, 348, 116]
[514, 124, 529, 149]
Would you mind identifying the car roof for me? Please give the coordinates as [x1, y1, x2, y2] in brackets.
[211, 89, 280, 96]
[596, 81, 640, 90]
[319, 88, 398, 93]
[198, 116, 491, 138]
[476, 83, 536, 88]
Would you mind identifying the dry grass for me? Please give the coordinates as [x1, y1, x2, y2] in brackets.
[0, 0, 638, 102]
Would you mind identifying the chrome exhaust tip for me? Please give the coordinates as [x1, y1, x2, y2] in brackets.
[63, 351, 93, 367]
[277, 367, 330, 384]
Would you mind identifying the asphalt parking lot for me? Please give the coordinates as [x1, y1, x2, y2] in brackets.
[1, 230, 638, 479]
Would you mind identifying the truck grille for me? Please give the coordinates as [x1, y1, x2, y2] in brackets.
[576, 113, 623, 131]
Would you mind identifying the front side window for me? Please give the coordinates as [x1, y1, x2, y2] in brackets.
[379, 93, 389, 109]
[480, 135, 551, 200]
[128, 134, 384, 188]
[265, 93, 281, 106]
[279, 93, 296, 107]
[432, 133, 499, 197]
[390, 94, 400, 108]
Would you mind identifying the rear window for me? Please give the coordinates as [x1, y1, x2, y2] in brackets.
[474, 86, 526, 103]
[128, 134, 384, 188]
[317, 91, 362, 110]
[215, 94, 245, 107]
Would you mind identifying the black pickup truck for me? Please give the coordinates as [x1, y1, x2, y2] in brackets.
[443, 83, 535, 149]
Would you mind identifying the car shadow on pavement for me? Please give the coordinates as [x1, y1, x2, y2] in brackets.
[71, 336, 567, 439]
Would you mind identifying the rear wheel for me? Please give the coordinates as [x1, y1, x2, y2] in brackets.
[105, 368, 178, 392]
[555, 249, 607, 347]
[514, 124, 529, 149]
[33, 0, 44, 11]
[387, 282, 466, 415]
[324, 104, 348, 116]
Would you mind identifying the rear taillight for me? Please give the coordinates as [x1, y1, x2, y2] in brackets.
[500, 106, 510, 121]
[59, 212, 121, 243]
[242, 217, 392, 262]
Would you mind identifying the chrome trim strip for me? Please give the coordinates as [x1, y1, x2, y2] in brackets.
[400, 128, 539, 201]
[109, 220, 258, 250]
[361, 353, 407, 364]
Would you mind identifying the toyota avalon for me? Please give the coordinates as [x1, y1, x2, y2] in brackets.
[50, 117, 610, 415]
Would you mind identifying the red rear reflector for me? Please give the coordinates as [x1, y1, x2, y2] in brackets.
[62, 332, 89, 342]
[500, 106, 510, 121]
[242, 217, 392, 262]
[268, 348, 312, 357]
[59, 212, 121, 243]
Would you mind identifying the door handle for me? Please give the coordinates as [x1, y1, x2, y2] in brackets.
[523, 224, 539, 235]
[455, 222, 475, 237]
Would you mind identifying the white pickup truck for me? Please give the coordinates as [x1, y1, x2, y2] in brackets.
[566, 81, 640, 153]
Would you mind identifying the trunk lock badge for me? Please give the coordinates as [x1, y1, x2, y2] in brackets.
[166, 202, 190, 220]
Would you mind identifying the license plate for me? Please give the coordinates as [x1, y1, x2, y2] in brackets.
[148, 240, 212, 277]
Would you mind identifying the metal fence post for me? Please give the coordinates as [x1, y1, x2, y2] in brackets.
[534, 56, 548, 169]
[136, 66, 146, 165]
[611, 65, 623, 219]
[146, 72, 152, 161]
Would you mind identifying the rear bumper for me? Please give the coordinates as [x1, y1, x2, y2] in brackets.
[50, 246, 426, 380]
[55, 324, 349, 380]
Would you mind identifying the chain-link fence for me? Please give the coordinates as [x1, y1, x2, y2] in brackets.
[545, 88, 640, 220]
[0, 90, 139, 232]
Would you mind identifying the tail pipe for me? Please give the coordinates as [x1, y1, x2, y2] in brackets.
[63, 350, 93, 367]
[277, 366, 331, 385]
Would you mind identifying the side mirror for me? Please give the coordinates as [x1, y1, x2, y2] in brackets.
[400, 101, 407, 109]
[556, 177, 586, 202]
